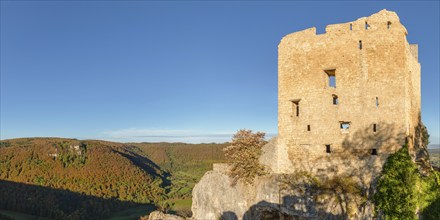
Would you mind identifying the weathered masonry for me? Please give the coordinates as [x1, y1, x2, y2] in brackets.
[267, 10, 421, 174]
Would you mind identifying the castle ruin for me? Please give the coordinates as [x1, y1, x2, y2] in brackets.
[261, 9, 421, 177]
[192, 10, 423, 219]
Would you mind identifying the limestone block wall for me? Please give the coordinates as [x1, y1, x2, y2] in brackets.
[406, 43, 421, 151]
[274, 9, 421, 174]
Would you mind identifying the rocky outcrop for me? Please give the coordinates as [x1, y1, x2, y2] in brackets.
[412, 120, 433, 176]
[192, 170, 292, 220]
[191, 169, 374, 220]
[147, 211, 185, 220]
[259, 137, 277, 173]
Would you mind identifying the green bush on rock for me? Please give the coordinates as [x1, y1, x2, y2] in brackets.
[374, 145, 440, 220]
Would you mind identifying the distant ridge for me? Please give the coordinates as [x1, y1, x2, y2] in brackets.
[428, 144, 440, 149]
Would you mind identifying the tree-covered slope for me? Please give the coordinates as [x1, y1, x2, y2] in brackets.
[0, 138, 167, 202]
[0, 138, 228, 219]
[134, 142, 227, 178]
[0, 138, 166, 219]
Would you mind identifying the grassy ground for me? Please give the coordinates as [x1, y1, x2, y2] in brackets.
[107, 205, 156, 220]
[0, 210, 52, 220]
[166, 198, 193, 218]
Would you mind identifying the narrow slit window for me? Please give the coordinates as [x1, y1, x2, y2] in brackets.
[373, 124, 377, 132]
[375, 97, 379, 107]
[359, 40, 362, 50]
[291, 99, 300, 117]
[349, 23, 352, 30]
[332, 95, 339, 105]
[371, 149, 378, 155]
[387, 21, 391, 29]
[307, 125, 311, 131]
[325, 145, 331, 153]
[324, 69, 336, 88]
[340, 122, 350, 130]
[365, 21, 369, 30]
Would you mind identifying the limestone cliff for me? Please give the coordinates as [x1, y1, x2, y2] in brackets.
[191, 168, 374, 220]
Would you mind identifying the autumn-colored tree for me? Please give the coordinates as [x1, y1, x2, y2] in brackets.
[223, 130, 267, 185]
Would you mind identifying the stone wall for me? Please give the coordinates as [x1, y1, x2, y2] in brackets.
[275, 9, 421, 174]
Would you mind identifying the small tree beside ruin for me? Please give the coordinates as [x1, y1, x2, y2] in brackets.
[223, 130, 267, 186]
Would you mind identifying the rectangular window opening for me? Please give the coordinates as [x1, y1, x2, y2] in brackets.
[373, 124, 377, 132]
[307, 125, 311, 131]
[359, 40, 362, 50]
[371, 149, 378, 155]
[326, 145, 331, 153]
[291, 99, 300, 117]
[387, 21, 391, 29]
[324, 69, 336, 88]
[375, 97, 379, 107]
[349, 23, 352, 31]
[332, 95, 339, 105]
[340, 122, 350, 130]
[365, 22, 369, 30]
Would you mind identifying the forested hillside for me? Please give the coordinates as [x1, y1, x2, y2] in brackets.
[0, 138, 227, 219]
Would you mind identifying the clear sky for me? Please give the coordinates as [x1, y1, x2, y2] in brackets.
[1, 1, 439, 144]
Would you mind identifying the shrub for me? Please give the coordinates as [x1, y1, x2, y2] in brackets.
[419, 170, 440, 219]
[374, 144, 440, 219]
[223, 130, 267, 185]
[422, 197, 440, 220]
[374, 146, 419, 219]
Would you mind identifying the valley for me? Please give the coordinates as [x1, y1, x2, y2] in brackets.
[0, 138, 227, 220]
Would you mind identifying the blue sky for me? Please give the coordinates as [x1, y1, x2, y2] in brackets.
[1, 1, 439, 144]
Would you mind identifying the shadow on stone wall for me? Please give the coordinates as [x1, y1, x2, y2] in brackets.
[282, 123, 407, 219]
[340, 122, 405, 152]
[338, 122, 405, 186]
[289, 122, 406, 186]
